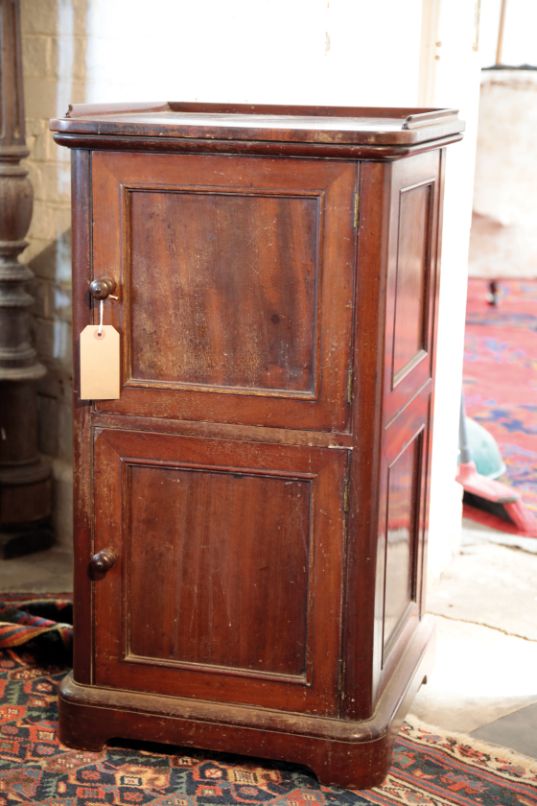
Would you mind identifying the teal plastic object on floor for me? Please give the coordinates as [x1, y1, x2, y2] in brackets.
[465, 416, 506, 479]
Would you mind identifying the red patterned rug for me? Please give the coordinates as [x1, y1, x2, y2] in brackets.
[0, 596, 72, 658]
[1, 642, 537, 804]
[463, 279, 537, 532]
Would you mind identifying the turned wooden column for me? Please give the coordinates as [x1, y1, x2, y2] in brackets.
[0, 0, 52, 556]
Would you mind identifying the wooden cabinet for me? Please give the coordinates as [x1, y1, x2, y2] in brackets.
[51, 103, 463, 789]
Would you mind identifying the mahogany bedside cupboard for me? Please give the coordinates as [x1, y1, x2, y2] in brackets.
[50, 103, 463, 789]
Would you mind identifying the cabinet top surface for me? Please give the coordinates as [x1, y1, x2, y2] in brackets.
[50, 102, 464, 147]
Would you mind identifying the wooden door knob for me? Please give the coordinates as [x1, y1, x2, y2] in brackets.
[89, 548, 117, 577]
[89, 276, 117, 300]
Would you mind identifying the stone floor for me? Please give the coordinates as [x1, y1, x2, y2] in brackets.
[1, 517, 536, 759]
[0, 544, 73, 594]
[410, 519, 537, 759]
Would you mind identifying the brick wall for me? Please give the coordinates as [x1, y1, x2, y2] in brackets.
[17, 0, 475, 573]
[21, 0, 88, 547]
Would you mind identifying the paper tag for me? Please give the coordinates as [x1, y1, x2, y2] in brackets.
[80, 325, 120, 400]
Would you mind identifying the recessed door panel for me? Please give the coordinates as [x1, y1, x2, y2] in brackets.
[91, 152, 357, 430]
[93, 429, 348, 714]
[392, 183, 431, 382]
[382, 432, 421, 652]
[373, 390, 431, 686]
[126, 464, 311, 676]
[384, 152, 441, 422]
[128, 190, 318, 394]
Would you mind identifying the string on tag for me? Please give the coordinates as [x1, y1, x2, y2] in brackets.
[97, 299, 104, 336]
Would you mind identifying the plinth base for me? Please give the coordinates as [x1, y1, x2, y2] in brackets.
[58, 617, 433, 789]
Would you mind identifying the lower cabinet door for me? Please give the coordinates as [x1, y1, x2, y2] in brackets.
[92, 429, 348, 715]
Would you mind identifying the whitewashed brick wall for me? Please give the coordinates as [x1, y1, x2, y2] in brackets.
[21, 0, 88, 547]
[19, 0, 426, 550]
[17, 0, 477, 574]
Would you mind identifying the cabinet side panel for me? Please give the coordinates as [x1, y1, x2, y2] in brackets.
[344, 153, 442, 719]
[372, 151, 444, 704]
[71, 149, 94, 684]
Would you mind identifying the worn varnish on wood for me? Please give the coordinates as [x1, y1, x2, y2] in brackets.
[50, 102, 463, 789]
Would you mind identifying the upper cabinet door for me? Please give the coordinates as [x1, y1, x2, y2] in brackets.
[91, 152, 357, 430]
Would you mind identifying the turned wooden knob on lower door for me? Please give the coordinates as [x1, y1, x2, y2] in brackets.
[89, 548, 118, 578]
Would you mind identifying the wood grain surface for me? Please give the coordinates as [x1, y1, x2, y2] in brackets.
[53, 102, 461, 787]
[91, 151, 357, 430]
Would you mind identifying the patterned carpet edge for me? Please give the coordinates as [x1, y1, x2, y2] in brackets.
[405, 714, 537, 779]
[1, 647, 537, 804]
